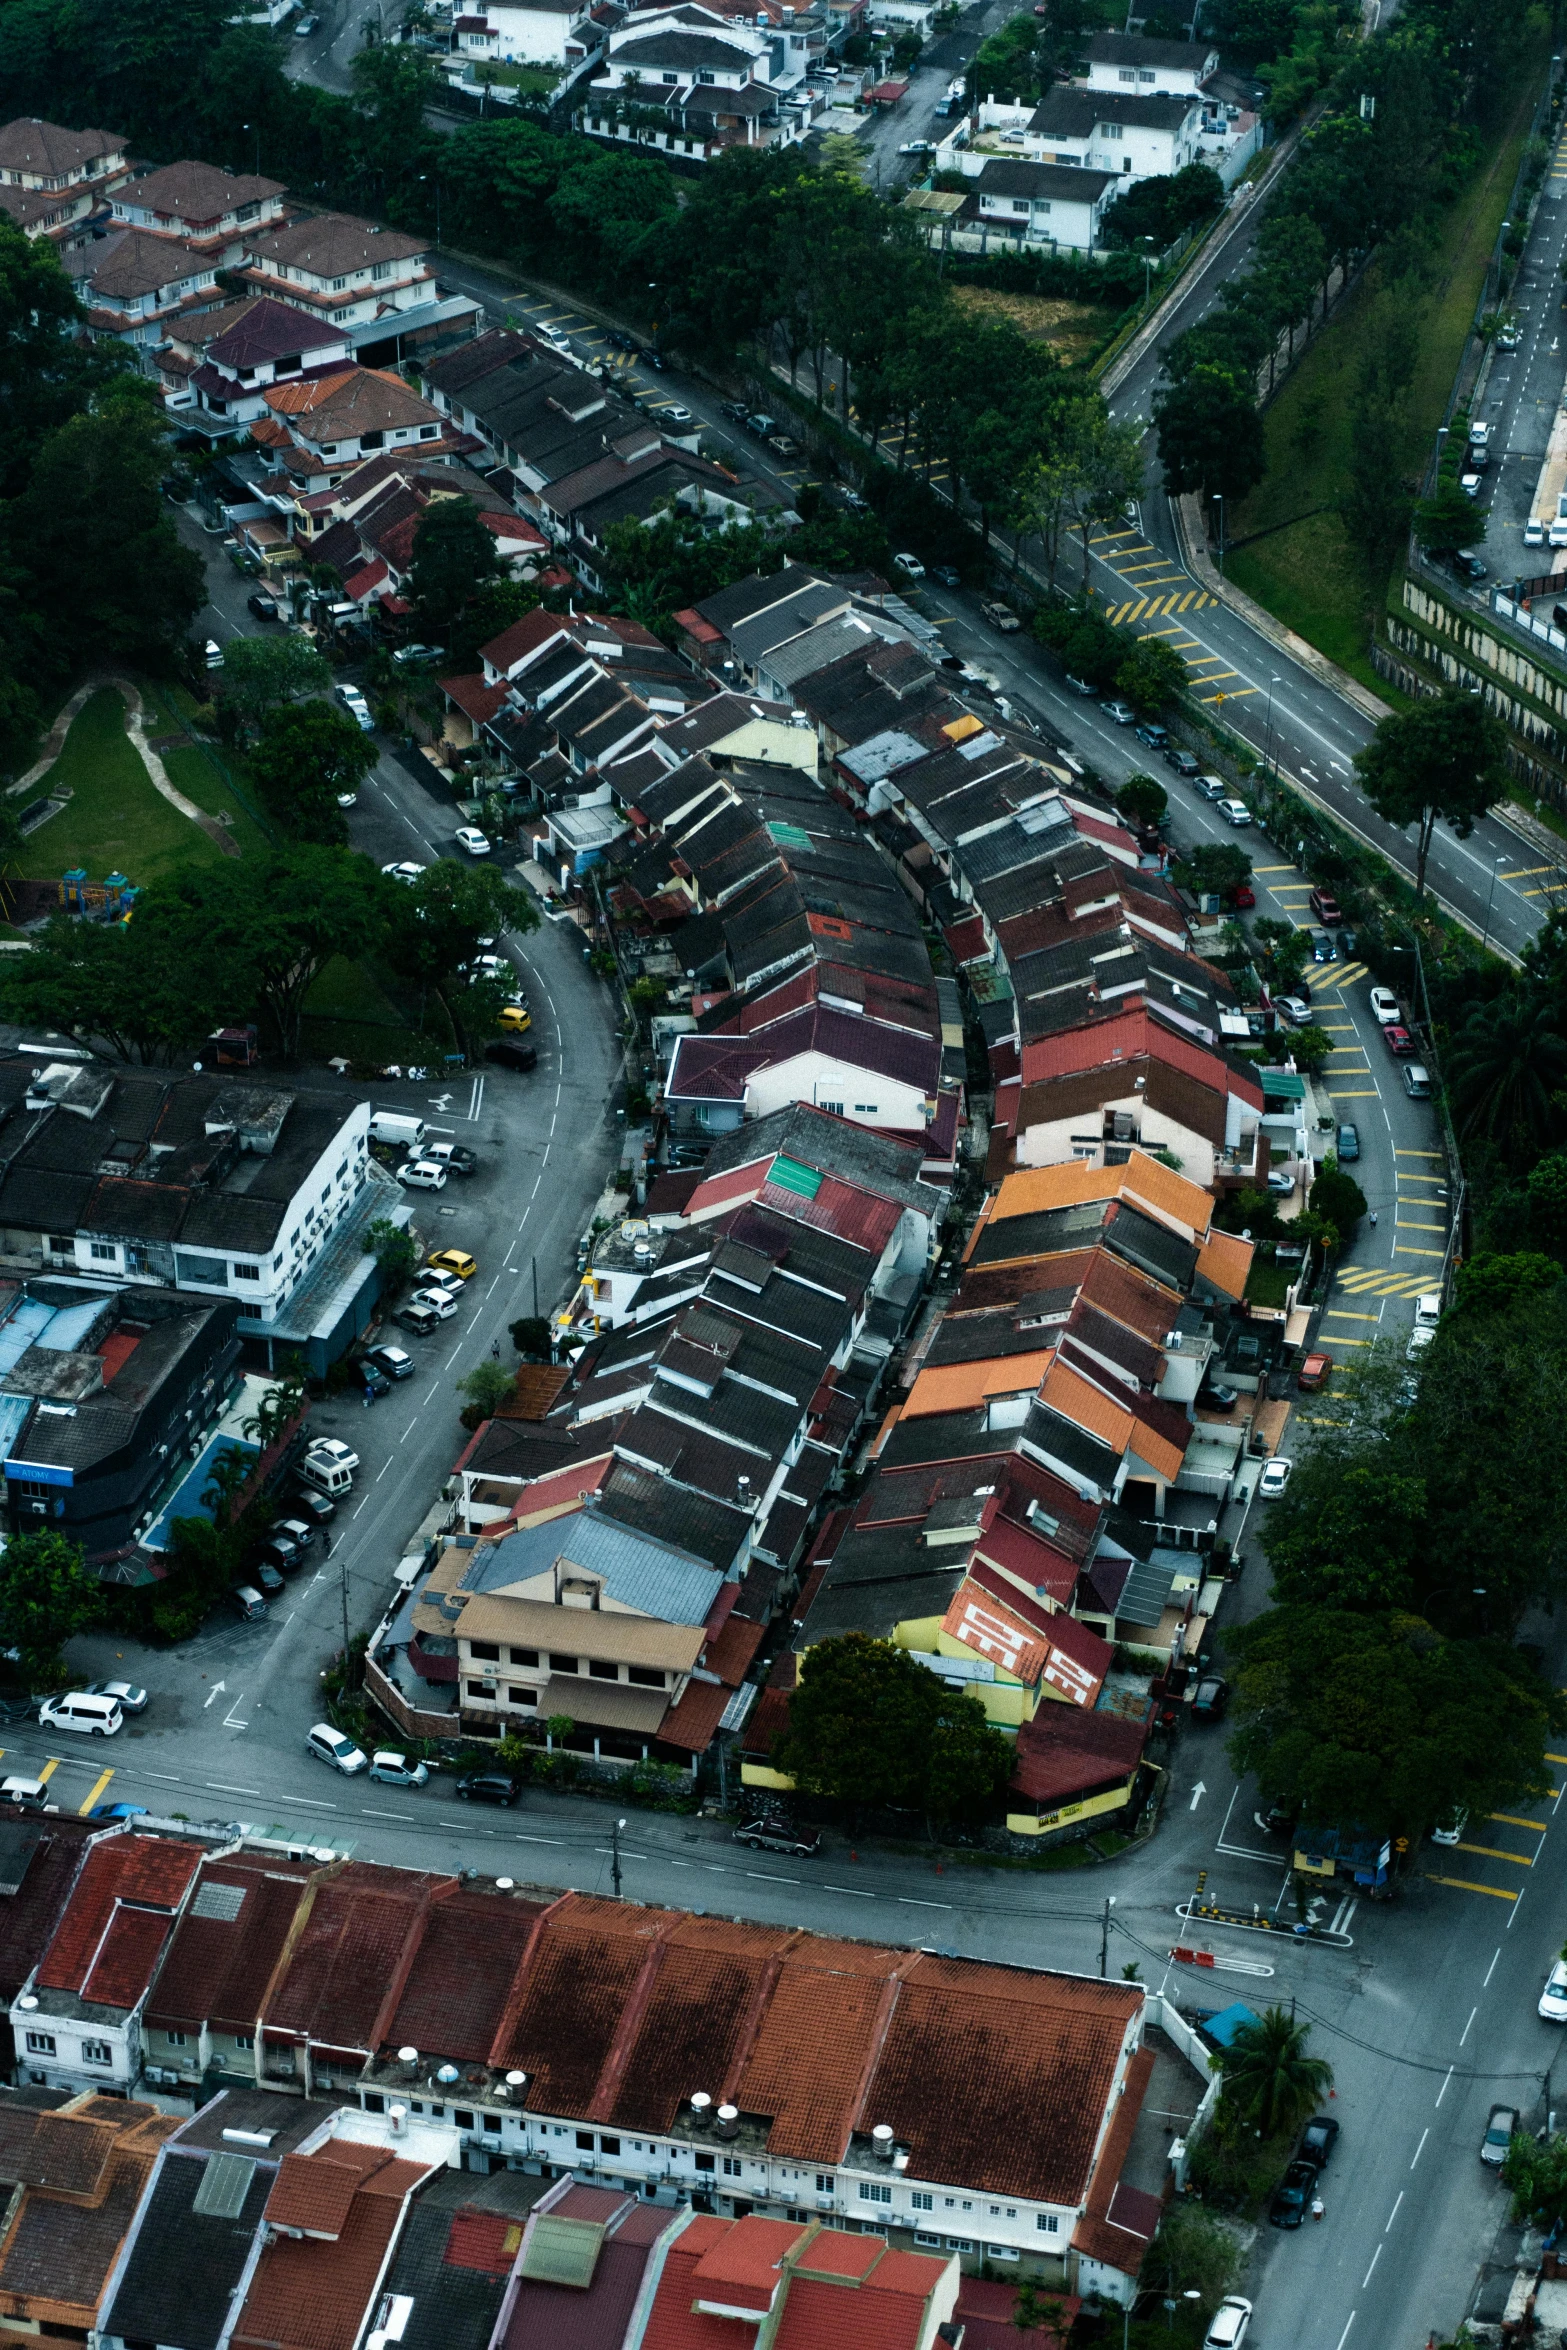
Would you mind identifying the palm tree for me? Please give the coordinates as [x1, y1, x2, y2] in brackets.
[1217, 2008, 1333, 2139]
[1446, 995, 1567, 1158]
[202, 1446, 254, 1532]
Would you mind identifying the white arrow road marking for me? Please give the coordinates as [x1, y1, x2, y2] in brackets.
[1189, 1781, 1207, 1811]
[203, 1682, 226, 1709]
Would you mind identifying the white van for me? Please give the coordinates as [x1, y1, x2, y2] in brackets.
[369, 1111, 427, 1151]
[298, 1451, 354, 1498]
[39, 1690, 123, 1737]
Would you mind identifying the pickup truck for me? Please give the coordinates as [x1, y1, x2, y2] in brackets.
[980, 599, 1021, 632]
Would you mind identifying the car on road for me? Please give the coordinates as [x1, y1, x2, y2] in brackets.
[425, 1142, 477, 1176]
[1497, 323, 1521, 351]
[980, 600, 1021, 632]
[427, 1249, 476, 1282]
[85, 1679, 147, 1713]
[1258, 1457, 1293, 1499]
[456, 1770, 518, 1805]
[664, 405, 695, 428]
[734, 1817, 822, 1855]
[369, 1750, 430, 1788]
[1134, 722, 1169, 750]
[38, 1691, 124, 1736]
[1382, 1023, 1415, 1057]
[892, 553, 925, 579]
[1269, 2159, 1321, 2229]
[1482, 2104, 1519, 2166]
[487, 1036, 538, 1072]
[253, 1558, 285, 1596]
[276, 1517, 315, 1551]
[1195, 773, 1228, 799]
[1203, 2298, 1252, 2350]
[259, 1532, 301, 1573]
[1274, 995, 1314, 1025]
[338, 682, 370, 715]
[1191, 1674, 1228, 1720]
[89, 1801, 148, 1821]
[1526, 516, 1546, 546]
[1063, 673, 1095, 697]
[498, 1002, 532, 1032]
[1216, 799, 1253, 827]
[420, 1266, 466, 1300]
[381, 861, 426, 886]
[392, 643, 443, 668]
[898, 137, 936, 154]
[1266, 1170, 1295, 1198]
[454, 826, 491, 856]
[1100, 699, 1135, 725]
[204, 638, 224, 670]
[247, 592, 280, 622]
[1540, 1958, 1567, 2021]
[1403, 1061, 1432, 1098]
[1468, 420, 1491, 450]
[408, 1285, 458, 1321]
[368, 1344, 414, 1382]
[306, 1438, 359, 1473]
[1309, 886, 1342, 924]
[1337, 1123, 1360, 1162]
[1453, 551, 1488, 582]
[930, 564, 962, 588]
[0, 1776, 49, 1809]
[308, 1723, 367, 1774]
[396, 1158, 447, 1190]
[336, 787, 359, 809]
[1165, 748, 1201, 777]
[1310, 928, 1336, 961]
[291, 1486, 336, 1525]
[1298, 1349, 1333, 1391]
[1368, 985, 1402, 1025]
[1300, 2115, 1340, 2167]
[294, 8, 319, 24]
[360, 1360, 391, 1397]
[396, 1302, 441, 1338]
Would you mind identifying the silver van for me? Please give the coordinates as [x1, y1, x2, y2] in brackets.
[38, 1690, 123, 1737]
[1403, 1063, 1432, 1099]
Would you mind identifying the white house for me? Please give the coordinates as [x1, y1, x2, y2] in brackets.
[580, 2, 811, 158]
[945, 87, 1203, 184]
[111, 160, 287, 265]
[1079, 31, 1218, 97]
[454, 0, 604, 65]
[240, 213, 438, 331]
[959, 154, 1117, 251]
[665, 1007, 942, 1141]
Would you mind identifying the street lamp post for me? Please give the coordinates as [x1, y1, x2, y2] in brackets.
[611, 1815, 627, 1899]
[1213, 490, 1225, 576]
[1481, 851, 1508, 950]
[1263, 672, 1282, 781]
[241, 121, 261, 175]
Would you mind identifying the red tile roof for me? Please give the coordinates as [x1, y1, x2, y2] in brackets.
[36, 1835, 202, 1999]
[146, 1857, 313, 2034]
[265, 2144, 387, 2237]
[236, 2149, 432, 2350]
[1071, 2043, 1158, 2276]
[383, 1886, 552, 2062]
[263, 1865, 450, 2053]
[1009, 1701, 1148, 1809]
[641, 2218, 954, 2350]
[691, 2213, 806, 2306]
[81, 1907, 177, 2010]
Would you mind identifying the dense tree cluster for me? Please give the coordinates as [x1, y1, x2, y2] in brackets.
[774, 1632, 1013, 1825]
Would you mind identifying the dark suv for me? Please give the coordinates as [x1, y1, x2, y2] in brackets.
[456, 1771, 519, 1806]
[733, 1818, 821, 1857]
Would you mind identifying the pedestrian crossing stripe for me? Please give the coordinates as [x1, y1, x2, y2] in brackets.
[1327, 1088, 1379, 1097]
[1324, 1309, 1382, 1320]
[1426, 1876, 1518, 1901]
[1394, 1245, 1446, 1258]
[1395, 1149, 1442, 1158]
[1318, 962, 1369, 986]
[1335, 1270, 1435, 1295]
[79, 1768, 113, 1817]
[1254, 865, 1293, 872]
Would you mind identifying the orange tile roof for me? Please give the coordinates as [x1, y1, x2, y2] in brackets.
[1196, 1226, 1253, 1301]
[1036, 1358, 1133, 1455]
[265, 2143, 389, 2236]
[691, 2214, 807, 2303]
[235, 2152, 431, 2350]
[901, 1350, 1054, 1420]
[991, 1150, 1213, 1241]
[941, 1579, 1047, 1685]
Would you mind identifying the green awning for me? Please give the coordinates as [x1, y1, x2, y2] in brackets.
[769, 1154, 823, 1199]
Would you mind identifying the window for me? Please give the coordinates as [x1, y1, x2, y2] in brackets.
[506, 1687, 536, 1708]
[167, 2032, 188, 2049]
[81, 2040, 112, 2067]
[1138, 65, 1155, 78]
[364, 2093, 385, 2113]
[234, 2034, 253, 2051]
[663, 69, 678, 80]
[815, 2175, 834, 2194]
[577, 2130, 595, 2150]
[1036, 2214, 1061, 2236]
[819, 1101, 843, 1116]
[853, 1102, 879, 1113]
[550, 1654, 580, 1673]
[589, 1659, 620, 1681]
[1011, 199, 1029, 214]
[465, 1681, 492, 1700]
[234, 1263, 260, 1282]
[988, 2244, 1021, 2261]
[911, 2191, 933, 2212]
[23, 2032, 55, 2056]
[1100, 121, 1122, 138]
[721, 2156, 742, 2177]
[483, 2114, 502, 2134]
[470, 1641, 500, 1662]
[455, 2110, 475, 2129]
[858, 2181, 892, 2204]
[1118, 65, 1136, 78]
[89, 1242, 117, 1261]
[628, 1665, 665, 1688]
[601, 2136, 621, 2156]
[509, 1647, 538, 1667]
[695, 2152, 715, 2173]
[697, 66, 715, 80]
[945, 2237, 973, 2253]
[914, 2230, 942, 2248]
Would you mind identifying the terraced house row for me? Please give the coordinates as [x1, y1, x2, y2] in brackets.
[0, 1812, 1215, 2338]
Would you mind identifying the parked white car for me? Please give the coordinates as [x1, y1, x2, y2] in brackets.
[1540, 1958, 1567, 2021]
[397, 1158, 447, 1190]
[1368, 985, 1402, 1025]
[306, 1438, 359, 1474]
[1204, 2300, 1252, 2350]
[1258, 1457, 1292, 1499]
[307, 1723, 367, 1774]
[454, 826, 491, 856]
[1217, 799, 1253, 827]
[381, 861, 425, 886]
[409, 1286, 459, 1319]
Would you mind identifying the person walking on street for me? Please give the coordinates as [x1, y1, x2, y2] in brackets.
[1311, 2195, 1325, 2222]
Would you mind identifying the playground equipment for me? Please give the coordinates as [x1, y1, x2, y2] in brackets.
[59, 870, 139, 921]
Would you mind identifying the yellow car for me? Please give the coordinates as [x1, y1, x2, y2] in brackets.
[498, 1003, 532, 1032]
[426, 1248, 477, 1282]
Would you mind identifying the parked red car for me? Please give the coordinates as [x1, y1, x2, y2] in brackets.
[1298, 1350, 1333, 1392]
[1310, 887, 1343, 925]
[1383, 1024, 1415, 1057]
[1230, 883, 1256, 909]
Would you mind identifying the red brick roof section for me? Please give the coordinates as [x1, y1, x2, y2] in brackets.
[489, 1897, 668, 2112]
[1071, 2042, 1158, 2276]
[690, 2213, 807, 2309]
[600, 1917, 797, 2134]
[36, 1835, 203, 1998]
[262, 1864, 455, 2055]
[733, 1939, 913, 2166]
[81, 1906, 178, 2010]
[641, 2218, 954, 2350]
[146, 1857, 314, 2036]
[236, 2151, 432, 2350]
[382, 1886, 552, 2065]
[265, 2144, 387, 2238]
[864, 1956, 1139, 2205]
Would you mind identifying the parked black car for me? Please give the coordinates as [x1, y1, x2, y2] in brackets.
[1269, 2159, 1321, 2228]
[360, 1361, 392, 1397]
[487, 1037, 538, 1072]
[290, 1486, 336, 1525]
[456, 1771, 519, 1806]
[1300, 2115, 1340, 2167]
[1165, 748, 1201, 777]
[1191, 1674, 1229, 1721]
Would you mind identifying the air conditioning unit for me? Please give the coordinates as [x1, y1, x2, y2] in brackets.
[1166, 1331, 1183, 1350]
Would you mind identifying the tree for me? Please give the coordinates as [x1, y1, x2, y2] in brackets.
[1175, 842, 1253, 902]
[387, 859, 538, 1052]
[1226, 1603, 1561, 1836]
[241, 1360, 307, 1450]
[1143, 2204, 1242, 2317]
[365, 1217, 420, 1291]
[408, 496, 505, 638]
[216, 634, 331, 730]
[1216, 2008, 1333, 2139]
[458, 1359, 517, 1420]
[0, 1529, 99, 1686]
[1152, 362, 1267, 503]
[509, 1315, 553, 1359]
[1033, 599, 1124, 691]
[1502, 2130, 1567, 2230]
[1455, 1250, 1563, 1316]
[445, 579, 542, 675]
[1446, 993, 1567, 1157]
[1117, 637, 1187, 712]
[1309, 1157, 1367, 1243]
[776, 1632, 1010, 1818]
[1065, 406, 1145, 592]
[1414, 476, 1484, 558]
[1263, 1442, 1425, 1611]
[249, 701, 376, 841]
[166, 845, 394, 1059]
[202, 1444, 254, 1530]
[1353, 691, 1510, 902]
[1116, 772, 1168, 829]
[0, 907, 241, 1063]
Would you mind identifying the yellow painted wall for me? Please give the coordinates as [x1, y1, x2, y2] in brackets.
[741, 1761, 797, 1792]
[891, 1617, 1035, 1727]
[1007, 1777, 1135, 1839]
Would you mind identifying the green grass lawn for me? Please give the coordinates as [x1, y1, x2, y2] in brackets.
[1227, 35, 1549, 691]
[299, 954, 456, 1071]
[19, 689, 251, 891]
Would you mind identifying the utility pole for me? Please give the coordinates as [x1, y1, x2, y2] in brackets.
[532, 1255, 539, 1318]
[340, 1550, 351, 1677]
[1100, 1895, 1115, 1976]
[611, 1815, 626, 1899]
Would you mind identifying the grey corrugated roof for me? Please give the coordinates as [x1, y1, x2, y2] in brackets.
[458, 1506, 721, 1625]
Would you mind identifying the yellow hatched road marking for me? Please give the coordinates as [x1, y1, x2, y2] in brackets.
[1091, 529, 1139, 545]
[1325, 1310, 1382, 1320]
[1489, 1813, 1548, 1830]
[1395, 1245, 1447, 1258]
[1177, 591, 1198, 611]
[1396, 1149, 1442, 1158]
[1171, 638, 1200, 651]
[1501, 865, 1554, 879]
[1329, 1335, 1372, 1345]
[1205, 685, 1255, 699]
[1546, 1752, 1567, 1764]
[1125, 598, 1148, 623]
[1455, 1842, 1532, 1866]
[1254, 864, 1294, 872]
[1327, 1088, 1380, 1097]
[37, 1758, 58, 1784]
[1111, 602, 1135, 623]
[79, 1768, 114, 1818]
[1396, 1217, 1446, 1230]
[1426, 1876, 1517, 1900]
[1139, 624, 1185, 640]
